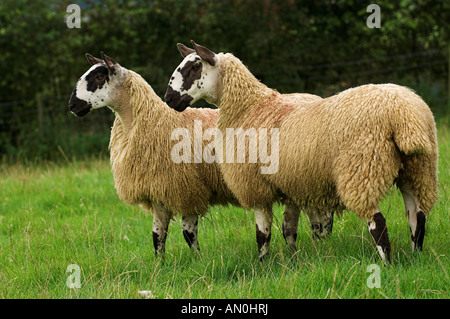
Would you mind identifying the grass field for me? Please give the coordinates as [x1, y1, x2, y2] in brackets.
[0, 123, 448, 299]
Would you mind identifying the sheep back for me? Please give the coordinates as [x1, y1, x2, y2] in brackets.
[273, 84, 437, 218]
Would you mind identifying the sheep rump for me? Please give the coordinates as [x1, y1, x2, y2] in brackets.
[275, 83, 438, 218]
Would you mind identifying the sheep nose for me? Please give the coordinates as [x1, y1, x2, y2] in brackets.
[165, 92, 173, 105]
[165, 86, 181, 109]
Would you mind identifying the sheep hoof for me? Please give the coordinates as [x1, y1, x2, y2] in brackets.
[259, 252, 270, 263]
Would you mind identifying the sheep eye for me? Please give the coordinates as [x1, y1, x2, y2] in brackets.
[96, 74, 106, 81]
[192, 63, 201, 71]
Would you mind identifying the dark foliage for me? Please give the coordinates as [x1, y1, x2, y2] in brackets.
[0, 0, 448, 161]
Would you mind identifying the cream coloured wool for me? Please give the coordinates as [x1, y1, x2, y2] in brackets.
[108, 70, 237, 213]
[221, 54, 438, 262]
[69, 53, 241, 256]
[169, 44, 339, 249]
[164, 43, 438, 262]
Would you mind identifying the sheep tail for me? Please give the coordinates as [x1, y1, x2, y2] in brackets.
[389, 85, 437, 156]
[387, 85, 438, 215]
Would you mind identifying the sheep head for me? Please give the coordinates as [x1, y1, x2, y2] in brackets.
[165, 41, 222, 111]
[69, 52, 126, 117]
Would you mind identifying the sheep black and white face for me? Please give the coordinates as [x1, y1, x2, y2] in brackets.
[69, 52, 124, 117]
[165, 42, 221, 112]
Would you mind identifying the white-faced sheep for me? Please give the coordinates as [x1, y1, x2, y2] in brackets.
[164, 42, 438, 262]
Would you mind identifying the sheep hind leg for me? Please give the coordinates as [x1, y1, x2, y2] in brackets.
[151, 203, 172, 257]
[305, 209, 334, 239]
[282, 204, 300, 250]
[398, 180, 426, 251]
[255, 206, 273, 262]
[182, 215, 200, 253]
[367, 208, 391, 263]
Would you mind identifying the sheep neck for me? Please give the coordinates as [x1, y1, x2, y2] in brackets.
[112, 71, 167, 132]
[109, 70, 178, 177]
[218, 54, 273, 126]
[111, 90, 133, 131]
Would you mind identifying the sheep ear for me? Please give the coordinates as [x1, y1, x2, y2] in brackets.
[100, 51, 118, 74]
[177, 43, 195, 58]
[85, 53, 103, 66]
[191, 40, 216, 66]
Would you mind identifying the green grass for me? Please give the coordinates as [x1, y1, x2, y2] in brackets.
[0, 124, 449, 299]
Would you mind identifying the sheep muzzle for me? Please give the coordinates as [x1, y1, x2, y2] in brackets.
[164, 86, 192, 112]
[69, 88, 92, 117]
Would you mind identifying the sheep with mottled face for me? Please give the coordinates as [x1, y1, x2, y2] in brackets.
[69, 52, 243, 256]
[165, 42, 438, 262]
[69, 52, 333, 259]
[172, 44, 337, 249]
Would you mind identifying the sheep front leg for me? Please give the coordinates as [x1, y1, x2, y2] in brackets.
[151, 203, 171, 257]
[367, 210, 391, 263]
[282, 204, 300, 250]
[255, 206, 273, 262]
[182, 215, 200, 253]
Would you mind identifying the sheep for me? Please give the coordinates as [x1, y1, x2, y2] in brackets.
[164, 42, 438, 262]
[174, 43, 337, 248]
[68, 51, 326, 258]
[68, 52, 242, 256]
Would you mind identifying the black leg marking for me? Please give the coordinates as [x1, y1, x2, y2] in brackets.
[398, 180, 427, 252]
[305, 210, 334, 239]
[310, 223, 323, 239]
[411, 211, 426, 251]
[255, 207, 273, 261]
[368, 212, 391, 263]
[282, 205, 299, 249]
[152, 224, 169, 257]
[182, 215, 200, 253]
[256, 224, 271, 262]
[152, 231, 166, 256]
[151, 203, 171, 257]
[183, 229, 196, 248]
[323, 211, 334, 236]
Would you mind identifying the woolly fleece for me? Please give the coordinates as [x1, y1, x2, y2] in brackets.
[216, 54, 438, 219]
[109, 70, 238, 216]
